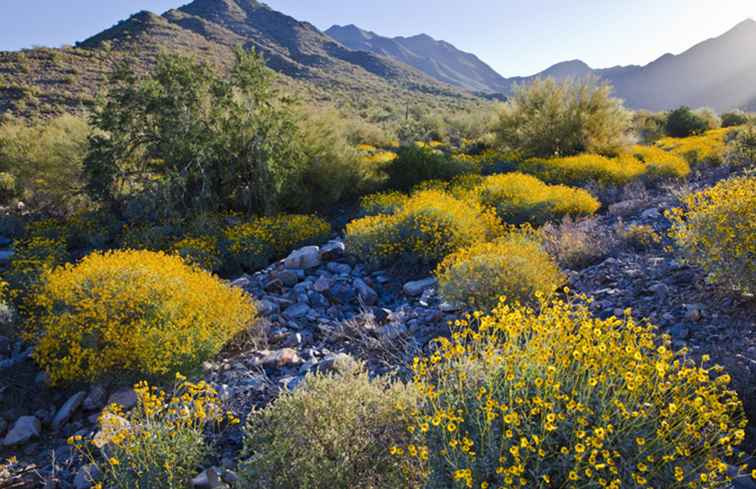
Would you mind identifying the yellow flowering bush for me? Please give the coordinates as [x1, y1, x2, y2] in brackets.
[240, 358, 422, 489]
[70, 375, 239, 489]
[630, 145, 691, 179]
[435, 234, 564, 310]
[28, 250, 255, 384]
[520, 153, 646, 187]
[359, 191, 409, 217]
[656, 128, 731, 166]
[667, 175, 756, 295]
[5, 236, 69, 302]
[170, 236, 222, 272]
[399, 297, 746, 489]
[473, 173, 601, 226]
[224, 214, 331, 271]
[346, 190, 503, 268]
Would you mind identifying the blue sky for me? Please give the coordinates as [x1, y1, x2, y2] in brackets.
[1, 0, 754, 76]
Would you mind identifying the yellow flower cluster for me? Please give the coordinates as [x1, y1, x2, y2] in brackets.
[359, 191, 409, 217]
[224, 214, 331, 271]
[667, 175, 755, 295]
[629, 145, 691, 179]
[357, 143, 398, 167]
[398, 297, 747, 488]
[435, 232, 564, 309]
[170, 236, 222, 272]
[5, 235, 68, 300]
[346, 190, 503, 268]
[70, 375, 239, 489]
[28, 250, 256, 384]
[472, 173, 601, 226]
[656, 128, 732, 166]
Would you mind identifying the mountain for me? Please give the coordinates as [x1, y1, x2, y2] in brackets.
[0, 0, 472, 118]
[326, 24, 509, 93]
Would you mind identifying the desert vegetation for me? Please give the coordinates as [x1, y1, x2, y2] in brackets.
[0, 44, 754, 489]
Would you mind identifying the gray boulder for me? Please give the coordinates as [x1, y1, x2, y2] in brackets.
[2, 416, 41, 446]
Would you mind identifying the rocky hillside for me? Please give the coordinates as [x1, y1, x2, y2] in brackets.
[0, 0, 473, 119]
[326, 24, 510, 94]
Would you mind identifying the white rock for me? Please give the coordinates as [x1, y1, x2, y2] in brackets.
[284, 246, 321, 270]
[52, 391, 86, 431]
[403, 277, 438, 297]
[2, 416, 41, 446]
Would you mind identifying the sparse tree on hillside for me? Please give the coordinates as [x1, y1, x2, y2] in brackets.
[85, 48, 302, 218]
[496, 77, 631, 158]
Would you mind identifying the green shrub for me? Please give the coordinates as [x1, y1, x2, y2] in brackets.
[399, 298, 746, 489]
[668, 175, 756, 295]
[239, 359, 422, 489]
[725, 124, 756, 167]
[359, 191, 409, 217]
[473, 173, 600, 225]
[665, 106, 709, 137]
[384, 146, 475, 192]
[620, 223, 661, 251]
[496, 77, 630, 158]
[721, 111, 749, 128]
[632, 110, 667, 144]
[346, 190, 503, 269]
[435, 233, 564, 309]
[171, 236, 222, 272]
[224, 214, 331, 272]
[27, 250, 256, 384]
[0, 114, 90, 214]
[5, 236, 69, 302]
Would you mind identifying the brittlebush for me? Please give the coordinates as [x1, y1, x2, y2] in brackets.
[435, 234, 564, 310]
[656, 128, 731, 166]
[473, 173, 600, 226]
[396, 297, 747, 489]
[70, 375, 239, 489]
[667, 175, 756, 295]
[28, 250, 255, 384]
[346, 190, 503, 268]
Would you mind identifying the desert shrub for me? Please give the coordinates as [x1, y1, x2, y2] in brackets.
[721, 111, 749, 128]
[474, 173, 600, 226]
[496, 77, 631, 158]
[435, 233, 564, 309]
[27, 250, 255, 384]
[119, 223, 179, 251]
[656, 128, 731, 165]
[359, 191, 409, 217]
[541, 216, 615, 269]
[398, 297, 746, 489]
[668, 175, 755, 295]
[693, 108, 722, 130]
[629, 145, 691, 179]
[0, 114, 90, 214]
[170, 236, 222, 272]
[384, 146, 475, 191]
[632, 110, 668, 143]
[620, 223, 662, 251]
[346, 190, 502, 268]
[447, 173, 485, 198]
[519, 153, 645, 187]
[5, 236, 69, 301]
[665, 106, 709, 137]
[224, 214, 331, 272]
[725, 124, 756, 167]
[239, 358, 422, 489]
[85, 49, 303, 217]
[71, 376, 238, 489]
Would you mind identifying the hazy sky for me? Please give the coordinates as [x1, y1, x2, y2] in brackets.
[1, 0, 754, 76]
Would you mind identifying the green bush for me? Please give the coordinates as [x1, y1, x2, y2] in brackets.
[665, 106, 709, 137]
[496, 77, 630, 158]
[726, 124, 756, 167]
[473, 173, 601, 226]
[0, 114, 90, 214]
[359, 191, 408, 217]
[239, 359, 422, 489]
[435, 233, 564, 309]
[384, 146, 475, 192]
[632, 110, 668, 144]
[721, 111, 750, 128]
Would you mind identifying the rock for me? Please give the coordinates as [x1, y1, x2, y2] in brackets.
[440, 301, 463, 313]
[221, 469, 239, 484]
[316, 353, 355, 374]
[685, 304, 704, 322]
[649, 283, 669, 301]
[230, 276, 251, 289]
[641, 208, 662, 220]
[74, 464, 102, 489]
[108, 388, 137, 410]
[0, 236, 11, 247]
[283, 302, 312, 320]
[403, 277, 438, 297]
[373, 307, 391, 323]
[257, 299, 279, 316]
[354, 278, 379, 306]
[192, 467, 226, 489]
[0, 250, 14, 263]
[0, 418, 6, 435]
[0, 336, 10, 356]
[329, 282, 356, 304]
[261, 348, 302, 369]
[320, 241, 345, 260]
[326, 262, 352, 275]
[313, 276, 332, 293]
[52, 391, 86, 431]
[272, 269, 299, 287]
[2, 416, 41, 446]
[669, 324, 691, 340]
[284, 246, 321, 270]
